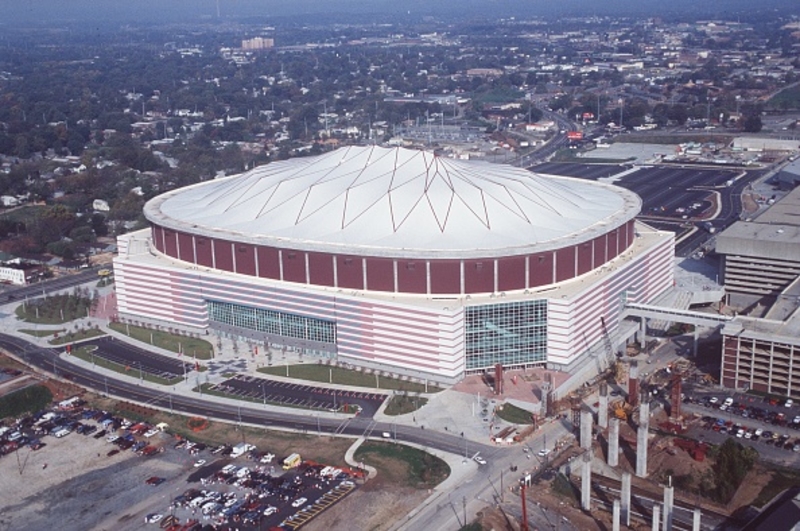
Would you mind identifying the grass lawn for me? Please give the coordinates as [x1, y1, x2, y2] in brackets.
[86, 393, 355, 468]
[354, 441, 450, 489]
[383, 394, 428, 416]
[109, 322, 214, 359]
[752, 467, 800, 508]
[19, 328, 65, 338]
[71, 345, 181, 386]
[15, 293, 93, 324]
[49, 327, 106, 345]
[551, 472, 580, 504]
[257, 364, 442, 393]
[495, 402, 534, 424]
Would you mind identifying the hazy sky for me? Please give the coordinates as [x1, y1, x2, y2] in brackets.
[1, 0, 797, 24]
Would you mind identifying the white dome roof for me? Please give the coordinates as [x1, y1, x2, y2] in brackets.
[145, 146, 640, 259]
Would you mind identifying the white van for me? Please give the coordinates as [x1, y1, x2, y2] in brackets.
[723, 397, 734, 407]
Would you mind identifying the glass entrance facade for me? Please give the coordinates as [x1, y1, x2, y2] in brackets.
[465, 299, 547, 370]
[207, 300, 336, 345]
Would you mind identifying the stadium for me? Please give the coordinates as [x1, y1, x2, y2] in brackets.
[114, 146, 675, 384]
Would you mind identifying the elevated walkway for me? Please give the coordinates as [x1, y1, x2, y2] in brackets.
[623, 302, 732, 328]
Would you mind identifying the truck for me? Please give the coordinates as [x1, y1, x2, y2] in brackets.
[282, 453, 302, 470]
[230, 442, 255, 459]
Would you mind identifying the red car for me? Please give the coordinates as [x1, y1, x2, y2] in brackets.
[145, 476, 165, 486]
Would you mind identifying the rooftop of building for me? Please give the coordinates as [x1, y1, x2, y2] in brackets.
[144, 145, 641, 260]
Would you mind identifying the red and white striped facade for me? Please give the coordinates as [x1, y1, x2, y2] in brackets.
[114, 222, 673, 383]
[113, 148, 675, 383]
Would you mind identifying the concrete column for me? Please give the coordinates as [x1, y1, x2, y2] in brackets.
[581, 452, 592, 511]
[639, 398, 650, 427]
[641, 316, 647, 349]
[598, 389, 609, 429]
[693, 328, 699, 357]
[663, 484, 674, 531]
[621, 473, 631, 526]
[636, 425, 648, 478]
[693, 507, 702, 531]
[609, 417, 620, 467]
[612, 499, 621, 531]
[581, 410, 593, 449]
[652, 503, 661, 531]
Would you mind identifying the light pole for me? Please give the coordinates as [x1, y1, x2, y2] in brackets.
[261, 382, 266, 406]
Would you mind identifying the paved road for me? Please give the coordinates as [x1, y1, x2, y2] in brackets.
[0, 332, 495, 460]
[80, 336, 192, 381]
[0, 267, 105, 304]
[398, 418, 576, 531]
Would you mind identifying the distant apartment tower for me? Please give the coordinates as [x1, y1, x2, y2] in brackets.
[241, 37, 274, 51]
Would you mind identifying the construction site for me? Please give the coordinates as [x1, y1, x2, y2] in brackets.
[490, 349, 778, 531]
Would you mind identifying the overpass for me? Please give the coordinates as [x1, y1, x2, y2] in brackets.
[622, 301, 733, 356]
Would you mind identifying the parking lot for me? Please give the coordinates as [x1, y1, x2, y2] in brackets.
[0, 402, 187, 531]
[0, 398, 362, 531]
[210, 374, 387, 417]
[166, 453, 360, 530]
[531, 162, 760, 257]
[681, 391, 800, 466]
[79, 336, 192, 382]
[533, 162, 628, 180]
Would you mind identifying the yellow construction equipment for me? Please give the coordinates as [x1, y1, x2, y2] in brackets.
[612, 399, 632, 421]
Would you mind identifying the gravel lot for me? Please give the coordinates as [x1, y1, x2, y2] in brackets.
[0, 428, 190, 531]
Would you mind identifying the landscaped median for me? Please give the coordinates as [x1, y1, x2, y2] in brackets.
[383, 394, 428, 416]
[49, 327, 107, 345]
[353, 441, 450, 489]
[109, 322, 214, 359]
[70, 345, 182, 385]
[15, 290, 95, 324]
[257, 363, 442, 394]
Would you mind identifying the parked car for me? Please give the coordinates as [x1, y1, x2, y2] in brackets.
[291, 497, 307, 508]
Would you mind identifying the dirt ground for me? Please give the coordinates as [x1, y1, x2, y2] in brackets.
[304, 477, 429, 531]
[0, 377, 437, 531]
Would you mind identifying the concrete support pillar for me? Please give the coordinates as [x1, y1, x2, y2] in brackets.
[598, 390, 609, 429]
[693, 507, 702, 531]
[581, 452, 592, 511]
[693, 328, 699, 357]
[663, 484, 674, 531]
[641, 316, 647, 349]
[621, 473, 631, 526]
[639, 398, 650, 427]
[652, 503, 661, 531]
[612, 499, 621, 531]
[581, 410, 593, 449]
[636, 425, 648, 478]
[609, 417, 620, 467]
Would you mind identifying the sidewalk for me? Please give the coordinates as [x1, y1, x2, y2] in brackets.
[1, 291, 544, 446]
